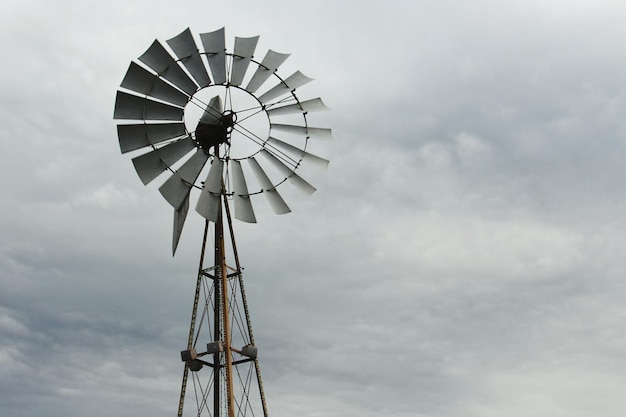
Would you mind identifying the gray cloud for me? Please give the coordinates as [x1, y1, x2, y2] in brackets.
[2, 0, 626, 416]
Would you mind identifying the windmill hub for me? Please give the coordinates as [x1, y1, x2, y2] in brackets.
[182, 86, 270, 160]
[194, 111, 237, 152]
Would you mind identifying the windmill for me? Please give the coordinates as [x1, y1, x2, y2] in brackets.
[113, 27, 331, 417]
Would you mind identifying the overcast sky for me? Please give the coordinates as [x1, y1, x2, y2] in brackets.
[3, 0, 626, 416]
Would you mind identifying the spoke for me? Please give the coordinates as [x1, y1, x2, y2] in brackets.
[231, 121, 308, 169]
[231, 123, 266, 149]
[261, 95, 298, 110]
[233, 107, 266, 125]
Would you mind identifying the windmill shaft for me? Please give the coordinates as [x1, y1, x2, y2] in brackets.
[216, 199, 236, 417]
[213, 219, 222, 417]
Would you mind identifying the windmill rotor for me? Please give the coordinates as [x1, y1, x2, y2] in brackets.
[114, 27, 332, 254]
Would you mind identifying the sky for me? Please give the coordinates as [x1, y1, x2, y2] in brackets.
[2, 0, 626, 416]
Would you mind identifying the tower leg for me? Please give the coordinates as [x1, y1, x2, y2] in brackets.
[178, 220, 210, 417]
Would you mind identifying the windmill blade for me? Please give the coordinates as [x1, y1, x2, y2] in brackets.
[261, 149, 316, 195]
[267, 137, 329, 169]
[117, 123, 186, 154]
[231, 160, 257, 223]
[159, 150, 209, 209]
[248, 157, 291, 215]
[166, 28, 211, 88]
[258, 71, 313, 104]
[200, 27, 226, 85]
[159, 174, 193, 210]
[114, 91, 184, 121]
[196, 158, 224, 222]
[132, 137, 195, 185]
[230, 36, 259, 87]
[266, 98, 329, 116]
[245, 50, 290, 93]
[270, 123, 333, 140]
[138, 40, 198, 96]
[172, 193, 190, 255]
[120, 62, 189, 107]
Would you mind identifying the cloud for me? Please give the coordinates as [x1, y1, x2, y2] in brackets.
[3, 1, 626, 416]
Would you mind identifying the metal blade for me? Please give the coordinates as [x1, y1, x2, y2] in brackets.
[172, 193, 190, 256]
[267, 137, 329, 169]
[166, 28, 211, 88]
[230, 36, 259, 87]
[196, 158, 224, 222]
[120, 62, 189, 107]
[245, 50, 290, 93]
[199, 95, 223, 124]
[138, 40, 198, 95]
[258, 71, 313, 103]
[159, 176, 192, 211]
[248, 157, 291, 215]
[205, 158, 224, 194]
[261, 149, 316, 195]
[200, 28, 226, 85]
[266, 98, 329, 116]
[159, 150, 208, 209]
[132, 137, 195, 184]
[177, 149, 209, 183]
[231, 160, 256, 223]
[117, 123, 186, 154]
[270, 123, 333, 140]
[114, 91, 184, 121]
